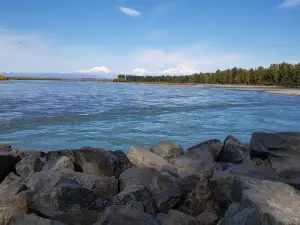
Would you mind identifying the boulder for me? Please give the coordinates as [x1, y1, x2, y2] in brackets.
[42, 156, 75, 172]
[156, 210, 198, 225]
[0, 144, 12, 152]
[218, 136, 250, 164]
[178, 177, 218, 216]
[46, 150, 75, 162]
[250, 132, 300, 179]
[93, 205, 160, 225]
[127, 145, 173, 170]
[119, 167, 183, 212]
[27, 171, 118, 199]
[15, 155, 45, 179]
[0, 153, 19, 182]
[187, 139, 223, 161]
[108, 150, 133, 173]
[74, 147, 121, 177]
[9, 213, 66, 225]
[196, 212, 219, 225]
[218, 180, 300, 225]
[150, 141, 183, 160]
[30, 183, 108, 224]
[109, 185, 157, 214]
[0, 191, 31, 225]
[10, 150, 46, 159]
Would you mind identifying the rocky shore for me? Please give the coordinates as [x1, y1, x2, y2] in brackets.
[0, 132, 300, 225]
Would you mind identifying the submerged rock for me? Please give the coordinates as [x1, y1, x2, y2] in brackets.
[218, 136, 250, 164]
[119, 167, 183, 212]
[150, 141, 183, 160]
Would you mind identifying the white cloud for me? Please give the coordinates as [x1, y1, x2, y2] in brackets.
[77, 66, 112, 74]
[279, 0, 300, 8]
[119, 7, 141, 17]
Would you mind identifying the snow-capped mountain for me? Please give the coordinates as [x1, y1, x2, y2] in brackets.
[161, 67, 198, 75]
[132, 68, 148, 76]
[77, 66, 113, 74]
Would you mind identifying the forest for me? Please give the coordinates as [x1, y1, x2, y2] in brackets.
[114, 62, 300, 86]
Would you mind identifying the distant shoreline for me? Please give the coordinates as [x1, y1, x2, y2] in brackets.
[4, 77, 300, 96]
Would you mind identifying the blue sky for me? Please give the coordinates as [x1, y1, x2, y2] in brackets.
[0, 0, 299, 74]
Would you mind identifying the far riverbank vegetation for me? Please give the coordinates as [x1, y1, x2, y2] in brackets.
[114, 62, 300, 87]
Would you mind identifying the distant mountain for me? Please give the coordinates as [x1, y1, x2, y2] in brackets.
[77, 66, 113, 74]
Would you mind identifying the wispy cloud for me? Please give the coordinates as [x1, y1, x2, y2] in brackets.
[279, 0, 300, 8]
[119, 7, 141, 17]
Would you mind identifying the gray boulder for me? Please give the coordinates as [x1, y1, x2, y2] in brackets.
[156, 210, 198, 225]
[110, 185, 157, 214]
[42, 156, 75, 172]
[108, 150, 133, 173]
[196, 212, 219, 225]
[30, 183, 108, 224]
[127, 145, 173, 170]
[27, 171, 118, 199]
[10, 150, 46, 159]
[0, 153, 19, 182]
[15, 155, 45, 179]
[187, 139, 223, 161]
[119, 167, 183, 212]
[93, 205, 160, 225]
[250, 132, 300, 178]
[9, 213, 66, 225]
[150, 141, 183, 160]
[218, 136, 250, 164]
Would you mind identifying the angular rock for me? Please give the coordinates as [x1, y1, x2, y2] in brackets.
[27, 171, 118, 199]
[9, 213, 66, 225]
[218, 136, 250, 164]
[150, 141, 183, 160]
[0, 191, 31, 225]
[250, 132, 300, 179]
[127, 145, 172, 170]
[74, 147, 121, 177]
[0, 153, 19, 182]
[42, 156, 75, 172]
[196, 212, 219, 225]
[156, 210, 198, 225]
[187, 139, 223, 161]
[93, 205, 160, 225]
[110, 185, 157, 214]
[119, 167, 183, 212]
[10, 150, 46, 159]
[30, 183, 108, 224]
[0, 144, 12, 152]
[15, 155, 45, 179]
[178, 177, 218, 216]
[108, 150, 133, 173]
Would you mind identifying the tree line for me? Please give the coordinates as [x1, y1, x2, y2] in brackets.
[114, 62, 300, 86]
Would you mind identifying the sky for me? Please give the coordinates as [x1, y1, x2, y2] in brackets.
[0, 0, 299, 75]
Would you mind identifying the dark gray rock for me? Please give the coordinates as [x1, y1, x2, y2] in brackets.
[250, 132, 300, 179]
[42, 156, 75, 172]
[108, 150, 133, 173]
[156, 210, 198, 225]
[127, 145, 173, 171]
[188, 139, 223, 161]
[15, 155, 45, 179]
[150, 141, 183, 160]
[27, 171, 118, 199]
[9, 213, 66, 225]
[93, 205, 160, 225]
[0, 153, 19, 182]
[218, 136, 250, 164]
[110, 185, 157, 214]
[10, 150, 46, 159]
[119, 167, 183, 212]
[196, 212, 219, 225]
[0, 144, 12, 152]
[31, 183, 108, 224]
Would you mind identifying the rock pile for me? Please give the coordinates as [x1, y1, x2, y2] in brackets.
[0, 132, 299, 225]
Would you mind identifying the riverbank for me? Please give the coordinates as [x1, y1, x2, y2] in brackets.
[0, 132, 300, 224]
